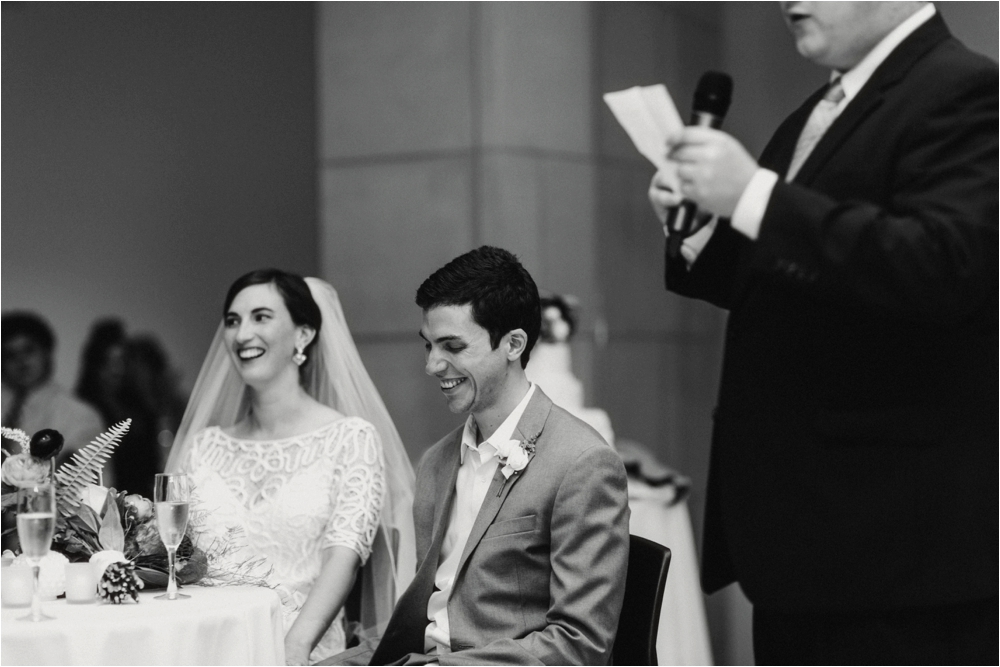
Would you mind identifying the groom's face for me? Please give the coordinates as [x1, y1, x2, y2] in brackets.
[420, 304, 509, 416]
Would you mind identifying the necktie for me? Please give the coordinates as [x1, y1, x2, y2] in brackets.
[786, 78, 846, 182]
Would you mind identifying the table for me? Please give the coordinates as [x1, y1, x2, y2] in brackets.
[1, 585, 284, 666]
[629, 479, 714, 666]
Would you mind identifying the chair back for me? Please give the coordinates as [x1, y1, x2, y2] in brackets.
[612, 534, 672, 666]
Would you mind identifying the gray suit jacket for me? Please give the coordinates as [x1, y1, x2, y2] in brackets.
[370, 388, 630, 665]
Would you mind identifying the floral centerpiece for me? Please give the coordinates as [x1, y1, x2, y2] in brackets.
[2, 421, 206, 603]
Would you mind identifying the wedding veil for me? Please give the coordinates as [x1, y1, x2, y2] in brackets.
[166, 277, 415, 634]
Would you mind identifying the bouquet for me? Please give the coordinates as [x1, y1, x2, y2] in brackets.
[2, 421, 206, 603]
[55, 485, 207, 590]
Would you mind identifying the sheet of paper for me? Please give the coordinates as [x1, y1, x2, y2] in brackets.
[603, 84, 684, 170]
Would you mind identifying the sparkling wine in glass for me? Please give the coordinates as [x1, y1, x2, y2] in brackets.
[16, 483, 56, 621]
[154, 473, 191, 600]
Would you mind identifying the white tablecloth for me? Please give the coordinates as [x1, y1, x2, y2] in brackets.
[1, 585, 284, 666]
[629, 479, 714, 666]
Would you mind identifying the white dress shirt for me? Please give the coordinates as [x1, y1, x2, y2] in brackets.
[423, 383, 537, 655]
[679, 3, 937, 259]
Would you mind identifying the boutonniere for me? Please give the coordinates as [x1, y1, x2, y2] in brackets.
[495, 431, 540, 496]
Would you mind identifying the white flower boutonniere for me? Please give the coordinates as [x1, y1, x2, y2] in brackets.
[498, 441, 531, 479]
[494, 432, 540, 496]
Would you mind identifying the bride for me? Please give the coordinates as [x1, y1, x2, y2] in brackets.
[165, 269, 415, 665]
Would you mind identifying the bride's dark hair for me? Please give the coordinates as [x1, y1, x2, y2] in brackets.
[223, 268, 323, 357]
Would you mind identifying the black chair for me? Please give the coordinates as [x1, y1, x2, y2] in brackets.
[612, 534, 672, 666]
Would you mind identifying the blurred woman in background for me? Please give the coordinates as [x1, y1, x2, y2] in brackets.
[77, 320, 186, 498]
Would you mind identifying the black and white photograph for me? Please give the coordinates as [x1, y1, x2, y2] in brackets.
[2, 2, 996, 665]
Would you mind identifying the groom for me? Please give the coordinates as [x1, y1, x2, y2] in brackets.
[326, 246, 630, 665]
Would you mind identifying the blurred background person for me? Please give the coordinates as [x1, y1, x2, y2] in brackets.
[124, 335, 187, 477]
[75, 318, 130, 490]
[75, 318, 129, 429]
[2, 311, 104, 467]
[76, 319, 187, 497]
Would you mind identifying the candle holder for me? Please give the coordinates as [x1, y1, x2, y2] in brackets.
[2, 565, 34, 608]
[65, 562, 98, 604]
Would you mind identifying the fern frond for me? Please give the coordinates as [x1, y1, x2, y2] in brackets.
[55, 419, 131, 517]
[1, 426, 31, 452]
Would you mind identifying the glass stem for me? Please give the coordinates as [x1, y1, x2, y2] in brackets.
[166, 547, 178, 600]
[31, 563, 42, 621]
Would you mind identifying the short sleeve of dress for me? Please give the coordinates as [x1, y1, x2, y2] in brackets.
[322, 419, 386, 564]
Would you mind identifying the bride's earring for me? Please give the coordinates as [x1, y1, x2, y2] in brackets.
[293, 345, 307, 366]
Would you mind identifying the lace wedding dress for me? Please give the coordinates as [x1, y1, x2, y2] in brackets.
[182, 416, 386, 661]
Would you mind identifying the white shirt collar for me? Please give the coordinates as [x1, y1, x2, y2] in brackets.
[460, 383, 536, 463]
[836, 3, 936, 102]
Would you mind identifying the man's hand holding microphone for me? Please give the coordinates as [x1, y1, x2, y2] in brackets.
[649, 71, 760, 262]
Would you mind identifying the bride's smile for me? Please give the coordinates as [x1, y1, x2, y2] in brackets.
[237, 347, 265, 361]
[223, 283, 312, 386]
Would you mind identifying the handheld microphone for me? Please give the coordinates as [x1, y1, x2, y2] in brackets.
[666, 71, 733, 260]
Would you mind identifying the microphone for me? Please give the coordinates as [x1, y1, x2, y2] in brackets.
[666, 71, 733, 260]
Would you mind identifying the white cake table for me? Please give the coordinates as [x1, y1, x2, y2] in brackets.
[629, 479, 714, 665]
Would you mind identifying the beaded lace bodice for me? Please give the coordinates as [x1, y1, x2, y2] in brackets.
[183, 416, 386, 659]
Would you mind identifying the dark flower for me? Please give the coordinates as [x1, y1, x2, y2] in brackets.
[29, 429, 64, 461]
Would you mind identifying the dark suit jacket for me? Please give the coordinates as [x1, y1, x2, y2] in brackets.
[369, 388, 630, 665]
[667, 14, 998, 612]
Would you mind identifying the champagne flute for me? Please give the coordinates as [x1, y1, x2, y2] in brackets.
[154, 473, 191, 600]
[16, 483, 56, 622]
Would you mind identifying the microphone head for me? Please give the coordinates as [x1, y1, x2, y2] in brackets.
[693, 71, 733, 118]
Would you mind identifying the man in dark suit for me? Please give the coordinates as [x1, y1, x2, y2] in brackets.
[322, 246, 630, 665]
[649, 2, 996, 663]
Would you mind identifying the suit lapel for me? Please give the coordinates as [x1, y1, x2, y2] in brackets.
[452, 390, 552, 582]
[370, 432, 463, 664]
[786, 13, 952, 185]
[411, 432, 462, 592]
[791, 88, 883, 185]
[429, 434, 464, 551]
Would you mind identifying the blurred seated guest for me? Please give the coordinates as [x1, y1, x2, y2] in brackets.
[75, 318, 130, 427]
[525, 293, 615, 446]
[1, 311, 103, 467]
[165, 269, 415, 665]
[125, 335, 186, 465]
[98, 334, 187, 498]
[75, 318, 131, 489]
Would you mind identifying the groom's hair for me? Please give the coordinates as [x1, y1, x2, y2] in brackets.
[416, 246, 541, 368]
[224, 268, 322, 357]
